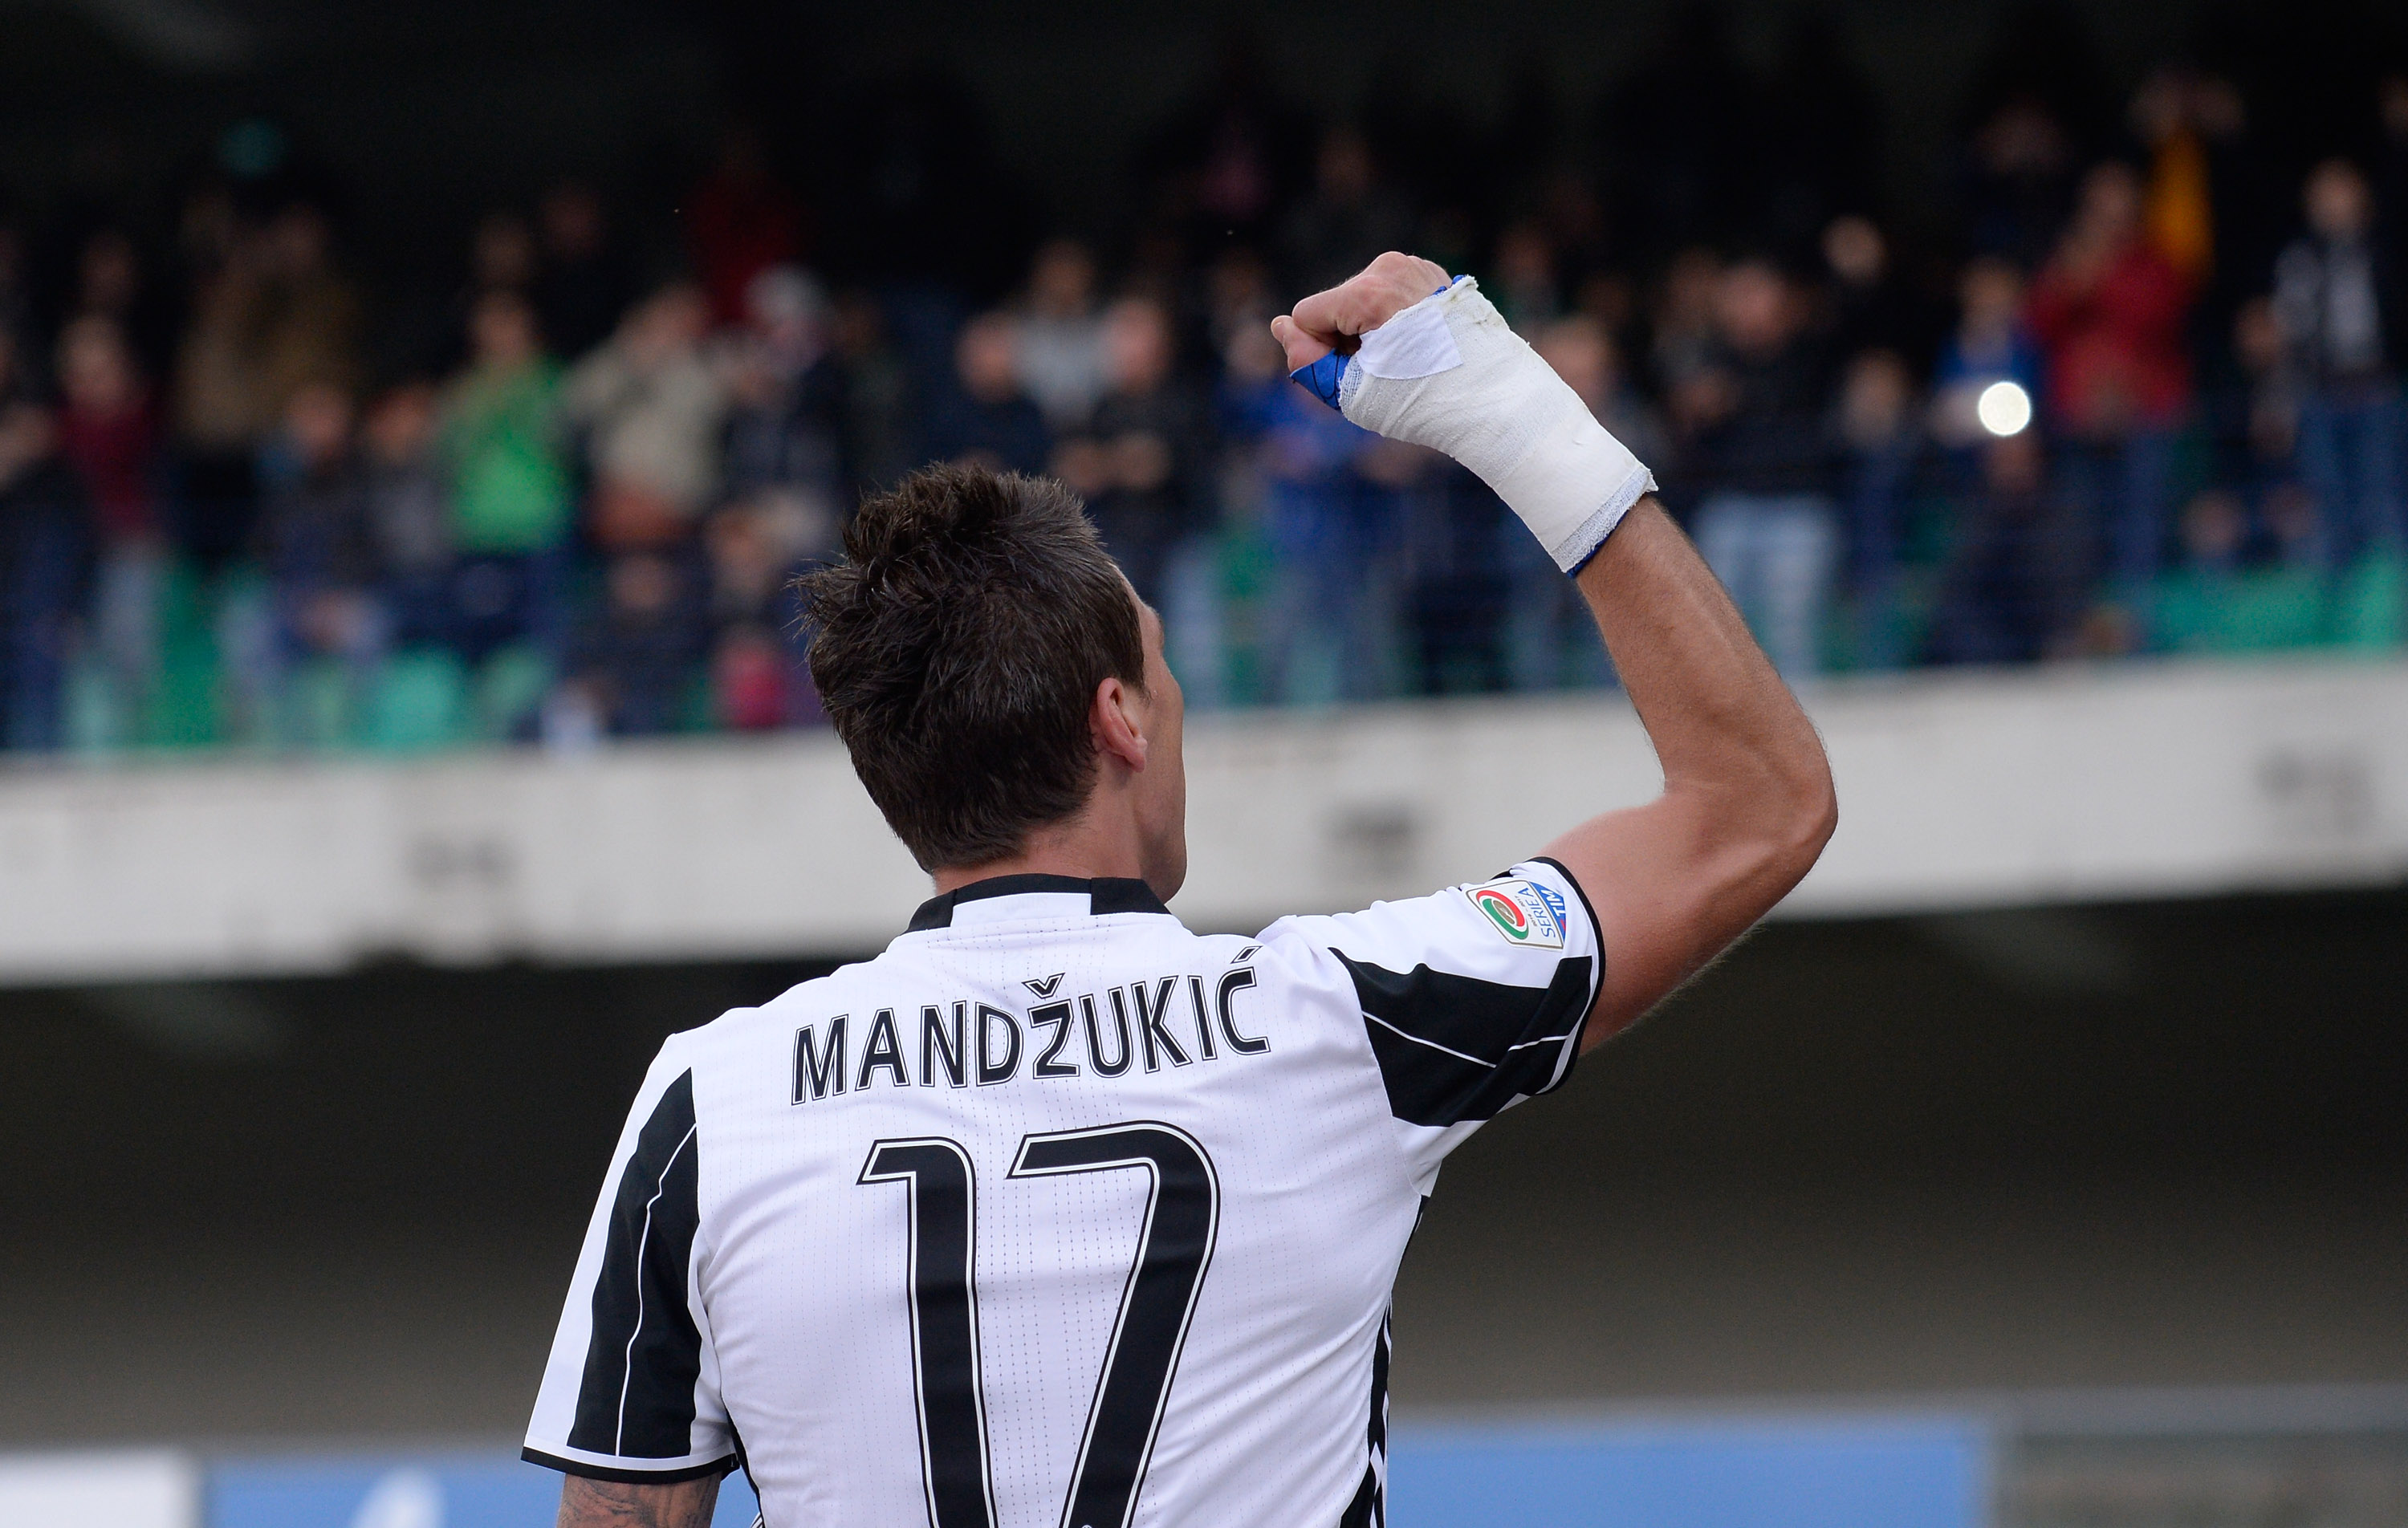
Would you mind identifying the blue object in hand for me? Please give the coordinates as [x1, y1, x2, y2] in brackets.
[1291, 351, 1348, 408]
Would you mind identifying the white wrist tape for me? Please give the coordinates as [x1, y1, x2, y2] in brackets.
[1326, 276, 1654, 572]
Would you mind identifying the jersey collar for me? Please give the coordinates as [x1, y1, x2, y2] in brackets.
[907, 874, 1171, 933]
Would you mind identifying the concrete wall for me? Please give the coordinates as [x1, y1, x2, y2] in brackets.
[6, 885, 2402, 1447]
[2, 657, 2402, 985]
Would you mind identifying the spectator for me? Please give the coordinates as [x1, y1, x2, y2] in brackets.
[928, 312, 1049, 475]
[225, 382, 383, 744]
[2261, 482, 2325, 573]
[56, 315, 166, 740]
[71, 228, 173, 378]
[1917, 264, 2032, 659]
[1820, 214, 1921, 362]
[2271, 159, 2404, 577]
[2205, 298, 2299, 523]
[0, 329, 87, 751]
[1206, 315, 1290, 701]
[2026, 161, 2194, 604]
[1015, 239, 1108, 433]
[251, 205, 362, 428]
[361, 381, 452, 648]
[1203, 244, 1280, 363]
[715, 266, 844, 728]
[704, 497, 820, 730]
[1250, 367, 1401, 705]
[1837, 347, 1922, 668]
[1679, 257, 1841, 680]
[565, 551, 710, 737]
[828, 291, 920, 501]
[470, 211, 539, 295]
[1926, 431, 2085, 664]
[1053, 295, 1214, 605]
[2177, 486, 2247, 575]
[1398, 453, 1505, 697]
[721, 265, 844, 524]
[1649, 246, 1725, 407]
[707, 619, 803, 734]
[254, 384, 376, 607]
[1488, 221, 1563, 331]
[413, 210, 539, 380]
[533, 183, 635, 362]
[439, 290, 569, 667]
[563, 283, 728, 552]
[164, 200, 361, 572]
[1931, 257, 2044, 449]
[172, 211, 275, 571]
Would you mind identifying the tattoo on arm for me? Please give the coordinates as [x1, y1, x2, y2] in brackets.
[556, 1473, 722, 1528]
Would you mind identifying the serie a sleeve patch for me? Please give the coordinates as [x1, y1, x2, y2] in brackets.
[1459, 877, 1568, 950]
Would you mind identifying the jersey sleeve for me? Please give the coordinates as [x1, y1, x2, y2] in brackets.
[524, 1037, 738, 1483]
[1266, 857, 1602, 1188]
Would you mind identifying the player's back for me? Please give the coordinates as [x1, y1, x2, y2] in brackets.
[528, 868, 1601, 1527]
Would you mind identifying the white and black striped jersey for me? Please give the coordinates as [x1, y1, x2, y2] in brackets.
[525, 859, 1602, 1527]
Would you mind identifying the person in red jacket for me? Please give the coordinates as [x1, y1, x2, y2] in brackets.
[55, 314, 166, 740]
[2026, 161, 2195, 620]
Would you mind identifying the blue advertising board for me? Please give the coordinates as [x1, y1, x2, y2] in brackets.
[203, 1416, 1982, 1528]
[1389, 1415, 1990, 1528]
[206, 1456, 759, 1528]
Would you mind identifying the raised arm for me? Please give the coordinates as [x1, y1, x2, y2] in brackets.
[557, 1474, 721, 1528]
[1544, 500, 1833, 1043]
[1275, 254, 1835, 1050]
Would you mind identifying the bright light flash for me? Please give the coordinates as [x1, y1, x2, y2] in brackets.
[1976, 380, 2032, 437]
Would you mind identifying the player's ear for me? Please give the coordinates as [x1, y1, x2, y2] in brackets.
[1090, 675, 1149, 772]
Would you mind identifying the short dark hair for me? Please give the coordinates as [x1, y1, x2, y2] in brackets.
[798, 464, 1145, 871]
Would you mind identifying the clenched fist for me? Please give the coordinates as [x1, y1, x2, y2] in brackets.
[1263, 251, 1655, 574]
[1269, 251, 1453, 372]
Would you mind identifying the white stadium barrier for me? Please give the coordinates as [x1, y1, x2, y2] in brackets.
[0, 1451, 197, 1528]
[0, 656, 2400, 985]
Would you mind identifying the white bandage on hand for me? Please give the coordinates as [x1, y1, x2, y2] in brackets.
[1337, 277, 1654, 572]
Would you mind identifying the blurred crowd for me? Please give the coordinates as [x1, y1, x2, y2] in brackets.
[4, 17, 2408, 756]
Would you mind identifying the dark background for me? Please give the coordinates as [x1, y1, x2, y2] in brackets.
[6, 0, 2405, 339]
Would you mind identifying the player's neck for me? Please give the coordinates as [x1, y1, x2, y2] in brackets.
[930, 814, 1145, 894]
